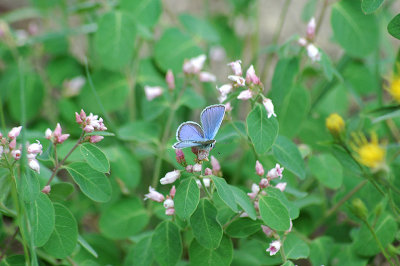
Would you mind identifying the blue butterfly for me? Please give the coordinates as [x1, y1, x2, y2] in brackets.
[173, 104, 226, 150]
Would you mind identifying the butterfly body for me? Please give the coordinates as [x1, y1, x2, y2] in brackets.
[173, 104, 225, 150]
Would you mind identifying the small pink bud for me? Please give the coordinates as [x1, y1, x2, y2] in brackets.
[144, 186, 165, 202]
[80, 109, 87, 120]
[41, 185, 51, 194]
[240, 212, 249, 218]
[225, 102, 233, 112]
[227, 60, 242, 76]
[193, 163, 202, 172]
[163, 198, 174, 209]
[175, 149, 185, 165]
[298, 37, 307, 47]
[217, 84, 233, 96]
[8, 126, 22, 139]
[237, 89, 253, 100]
[275, 182, 287, 192]
[196, 178, 211, 188]
[228, 75, 245, 87]
[57, 134, 70, 144]
[261, 225, 273, 237]
[245, 65, 261, 85]
[199, 72, 216, 82]
[285, 219, 293, 234]
[75, 112, 83, 124]
[84, 125, 94, 133]
[166, 69, 175, 90]
[45, 128, 52, 139]
[28, 159, 40, 173]
[267, 164, 284, 179]
[255, 160, 264, 176]
[170, 185, 176, 199]
[63, 76, 85, 97]
[183, 54, 206, 74]
[54, 123, 62, 137]
[165, 207, 175, 216]
[144, 86, 163, 101]
[247, 183, 260, 199]
[306, 17, 316, 40]
[0, 132, 2, 138]
[28, 140, 42, 155]
[262, 98, 277, 118]
[9, 138, 16, 150]
[210, 156, 220, 173]
[266, 240, 281, 256]
[186, 165, 193, 173]
[89, 135, 104, 143]
[259, 178, 269, 189]
[11, 149, 21, 160]
[204, 167, 212, 176]
[160, 170, 181, 185]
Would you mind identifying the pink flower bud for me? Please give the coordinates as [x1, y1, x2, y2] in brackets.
[247, 183, 260, 199]
[228, 75, 245, 87]
[80, 109, 87, 120]
[225, 102, 233, 112]
[144, 186, 165, 202]
[266, 240, 281, 256]
[245, 65, 261, 85]
[298, 37, 307, 47]
[217, 84, 233, 96]
[163, 198, 174, 209]
[9, 138, 16, 150]
[237, 89, 253, 100]
[45, 128, 52, 139]
[186, 165, 193, 173]
[89, 135, 104, 143]
[54, 123, 62, 137]
[28, 159, 40, 173]
[166, 69, 175, 90]
[84, 125, 94, 133]
[75, 112, 83, 124]
[196, 178, 211, 188]
[275, 182, 287, 192]
[204, 167, 212, 176]
[306, 44, 321, 62]
[210, 156, 221, 173]
[0, 132, 2, 138]
[11, 149, 21, 160]
[255, 160, 264, 176]
[28, 140, 42, 155]
[227, 60, 242, 76]
[306, 17, 316, 40]
[267, 164, 284, 179]
[165, 207, 175, 216]
[175, 149, 185, 165]
[240, 212, 249, 218]
[199, 72, 216, 82]
[183, 54, 206, 74]
[160, 170, 181, 185]
[8, 126, 22, 139]
[259, 178, 269, 189]
[261, 225, 273, 237]
[41, 185, 51, 194]
[193, 163, 202, 172]
[144, 86, 163, 101]
[63, 76, 85, 97]
[57, 134, 70, 144]
[170, 185, 176, 199]
[262, 98, 277, 118]
[285, 219, 293, 234]
[197, 149, 210, 161]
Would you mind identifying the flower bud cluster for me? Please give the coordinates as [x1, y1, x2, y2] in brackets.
[183, 54, 216, 83]
[298, 17, 321, 62]
[46, 123, 70, 144]
[75, 109, 107, 143]
[144, 186, 176, 216]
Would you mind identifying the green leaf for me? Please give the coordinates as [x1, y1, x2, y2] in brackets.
[282, 261, 295, 266]
[85, 131, 115, 137]
[94, 11, 137, 70]
[283, 233, 310, 260]
[80, 143, 110, 173]
[211, 176, 238, 212]
[48, 182, 74, 202]
[179, 14, 220, 43]
[309, 236, 333, 266]
[27, 193, 55, 247]
[354, 213, 397, 256]
[277, 86, 310, 138]
[174, 177, 200, 220]
[180, 88, 206, 110]
[154, 28, 203, 73]
[258, 196, 290, 231]
[78, 235, 98, 258]
[331, 0, 379, 57]
[117, 121, 160, 143]
[18, 171, 40, 202]
[190, 199, 223, 249]
[361, 0, 384, 14]
[0, 255, 25, 266]
[152, 221, 182, 266]
[388, 14, 400, 40]
[270, 57, 299, 108]
[309, 154, 343, 189]
[37, 143, 54, 161]
[225, 218, 262, 238]
[265, 187, 299, 220]
[43, 203, 78, 259]
[120, 0, 161, 28]
[189, 235, 233, 266]
[272, 136, 305, 179]
[99, 197, 149, 239]
[246, 103, 279, 154]
[230, 186, 257, 220]
[125, 235, 153, 266]
[65, 162, 112, 202]
[320, 50, 336, 81]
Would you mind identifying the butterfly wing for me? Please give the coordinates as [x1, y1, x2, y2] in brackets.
[173, 140, 203, 149]
[200, 104, 226, 140]
[176, 121, 205, 142]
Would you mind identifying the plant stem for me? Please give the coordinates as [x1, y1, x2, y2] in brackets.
[363, 219, 394, 266]
[127, 38, 143, 121]
[260, 0, 292, 83]
[0, 227, 19, 261]
[315, 0, 329, 36]
[46, 131, 84, 186]
[280, 235, 287, 263]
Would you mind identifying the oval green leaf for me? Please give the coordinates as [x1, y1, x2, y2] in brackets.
[80, 143, 110, 173]
[259, 196, 290, 231]
[230, 186, 257, 220]
[272, 136, 305, 179]
[211, 176, 238, 212]
[225, 218, 262, 238]
[189, 235, 233, 266]
[152, 221, 182, 266]
[174, 177, 200, 220]
[283, 233, 310, 260]
[388, 14, 400, 40]
[65, 162, 112, 202]
[120, 0, 161, 28]
[361, 0, 384, 14]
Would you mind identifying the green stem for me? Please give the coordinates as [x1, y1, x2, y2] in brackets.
[279, 235, 287, 263]
[315, 0, 329, 36]
[127, 38, 143, 121]
[364, 219, 394, 266]
[0, 97, 6, 132]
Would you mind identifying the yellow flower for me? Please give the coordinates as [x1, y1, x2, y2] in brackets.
[389, 76, 400, 103]
[351, 132, 385, 169]
[326, 113, 345, 136]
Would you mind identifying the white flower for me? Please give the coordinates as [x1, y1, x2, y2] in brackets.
[196, 178, 211, 188]
[28, 159, 40, 173]
[266, 240, 281, 256]
[237, 89, 253, 100]
[247, 183, 260, 199]
[144, 186, 165, 202]
[262, 98, 277, 118]
[227, 60, 242, 76]
[306, 44, 321, 62]
[199, 72, 216, 82]
[45, 128, 52, 139]
[228, 75, 245, 87]
[144, 86, 163, 101]
[183, 54, 206, 74]
[193, 163, 202, 172]
[163, 198, 174, 209]
[217, 84, 233, 96]
[28, 140, 42, 155]
[160, 170, 181, 185]
[8, 126, 22, 139]
[11, 149, 21, 160]
[245, 65, 260, 85]
[275, 182, 287, 192]
[267, 164, 284, 179]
